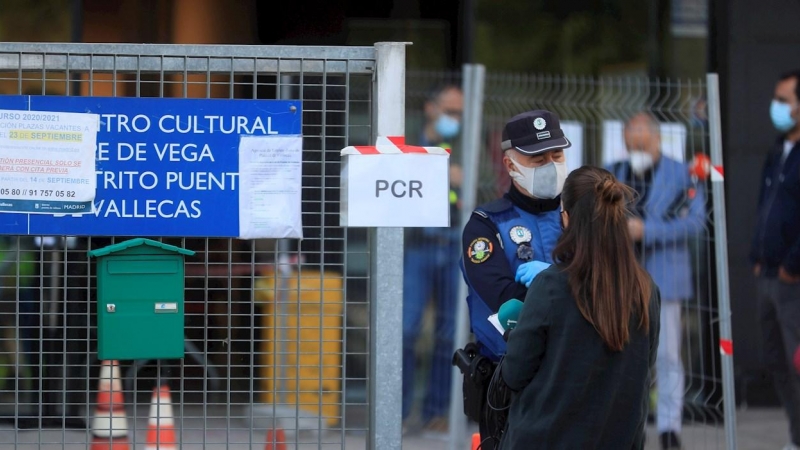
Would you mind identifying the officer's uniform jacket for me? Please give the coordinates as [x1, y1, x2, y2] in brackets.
[460, 185, 561, 360]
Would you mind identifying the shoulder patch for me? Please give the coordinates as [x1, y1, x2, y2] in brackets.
[467, 237, 493, 264]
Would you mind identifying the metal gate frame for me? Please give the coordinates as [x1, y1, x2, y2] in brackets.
[0, 41, 407, 450]
[707, 73, 737, 450]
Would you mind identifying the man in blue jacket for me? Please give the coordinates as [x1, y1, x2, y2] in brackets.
[751, 70, 800, 450]
[458, 109, 569, 445]
[609, 112, 706, 450]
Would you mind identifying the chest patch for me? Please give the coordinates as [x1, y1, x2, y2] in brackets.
[509, 225, 532, 244]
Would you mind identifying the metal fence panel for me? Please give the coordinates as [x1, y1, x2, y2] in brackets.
[0, 42, 383, 449]
[405, 70, 736, 449]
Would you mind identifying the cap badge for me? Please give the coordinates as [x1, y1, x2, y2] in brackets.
[533, 118, 547, 130]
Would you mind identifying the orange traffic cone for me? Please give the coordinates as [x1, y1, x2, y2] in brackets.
[91, 360, 129, 450]
[145, 385, 177, 450]
[471, 432, 481, 450]
[264, 428, 286, 450]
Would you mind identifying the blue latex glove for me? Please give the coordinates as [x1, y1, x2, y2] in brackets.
[515, 261, 551, 288]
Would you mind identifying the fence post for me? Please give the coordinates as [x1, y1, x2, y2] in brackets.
[706, 72, 738, 450]
[448, 63, 486, 450]
[368, 42, 407, 450]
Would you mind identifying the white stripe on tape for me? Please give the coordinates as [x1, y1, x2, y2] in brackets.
[711, 166, 724, 182]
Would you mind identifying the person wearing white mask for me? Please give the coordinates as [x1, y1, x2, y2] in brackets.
[455, 109, 569, 446]
[751, 71, 800, 450]
[609, 111, 706, 450]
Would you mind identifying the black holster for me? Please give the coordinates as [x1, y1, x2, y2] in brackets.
[452, 342, 495, 422]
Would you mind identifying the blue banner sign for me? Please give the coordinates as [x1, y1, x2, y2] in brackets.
[0, 96, 301, 237]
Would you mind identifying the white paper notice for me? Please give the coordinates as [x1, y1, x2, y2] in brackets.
[340, 153, 450, 227]
[238, 135, 303, 239]
[0, 109, 99, 214]
[560, 120, 584, 173]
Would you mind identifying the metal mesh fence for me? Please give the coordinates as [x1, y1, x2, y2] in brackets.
[0, 47, 734, 449]
[407, 70, 730, 448]
[0, 43, 377, 449]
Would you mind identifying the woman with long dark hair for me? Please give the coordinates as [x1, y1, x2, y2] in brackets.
[498, 166, 660, 449]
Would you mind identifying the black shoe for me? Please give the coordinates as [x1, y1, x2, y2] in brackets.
[659, 431, 682, 450]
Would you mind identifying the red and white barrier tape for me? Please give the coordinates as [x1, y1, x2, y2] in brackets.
[720, 338, 733, 356]
[340, 136, 450, 155]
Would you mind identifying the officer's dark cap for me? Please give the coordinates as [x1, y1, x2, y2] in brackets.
[501, 110, 571, 155]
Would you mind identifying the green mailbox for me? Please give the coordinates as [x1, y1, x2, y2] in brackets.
[88, 238, 195, 360]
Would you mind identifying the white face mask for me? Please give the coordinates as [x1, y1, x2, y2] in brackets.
[509, 156, 567, 199]
[629, 150, 654, 176]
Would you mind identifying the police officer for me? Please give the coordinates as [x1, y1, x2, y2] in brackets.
[457, 110, 570, 446]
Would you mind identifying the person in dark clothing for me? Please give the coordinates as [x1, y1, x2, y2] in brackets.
[499, 166, 660, 450]
[750, 70, 800, 450]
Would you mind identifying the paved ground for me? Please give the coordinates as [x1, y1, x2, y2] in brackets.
[0, 406, 790, 449]
[404, 408, 791, 449]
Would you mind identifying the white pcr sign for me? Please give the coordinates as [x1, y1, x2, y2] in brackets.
[340, 136, 450, 227]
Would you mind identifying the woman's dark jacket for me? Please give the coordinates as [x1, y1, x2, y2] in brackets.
[499, 266, 660, 450]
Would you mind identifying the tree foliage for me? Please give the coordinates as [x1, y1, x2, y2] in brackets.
[474, 0, 650, 75]
[0, 0, 72, 42]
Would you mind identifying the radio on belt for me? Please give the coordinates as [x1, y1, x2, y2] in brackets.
[339, 136, 450, 227]
[88, 238, 195, 360]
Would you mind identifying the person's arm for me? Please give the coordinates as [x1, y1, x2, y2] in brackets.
[642, 174, 706, 247]
[779, 188, 800, 277]
[499, 270, 553, 391]
[749, 151, 775, 265]
[781, 245, 800, 278]
[462, 213, 528, 312]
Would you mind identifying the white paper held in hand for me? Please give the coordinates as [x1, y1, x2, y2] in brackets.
[488, 313, 505, 335]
